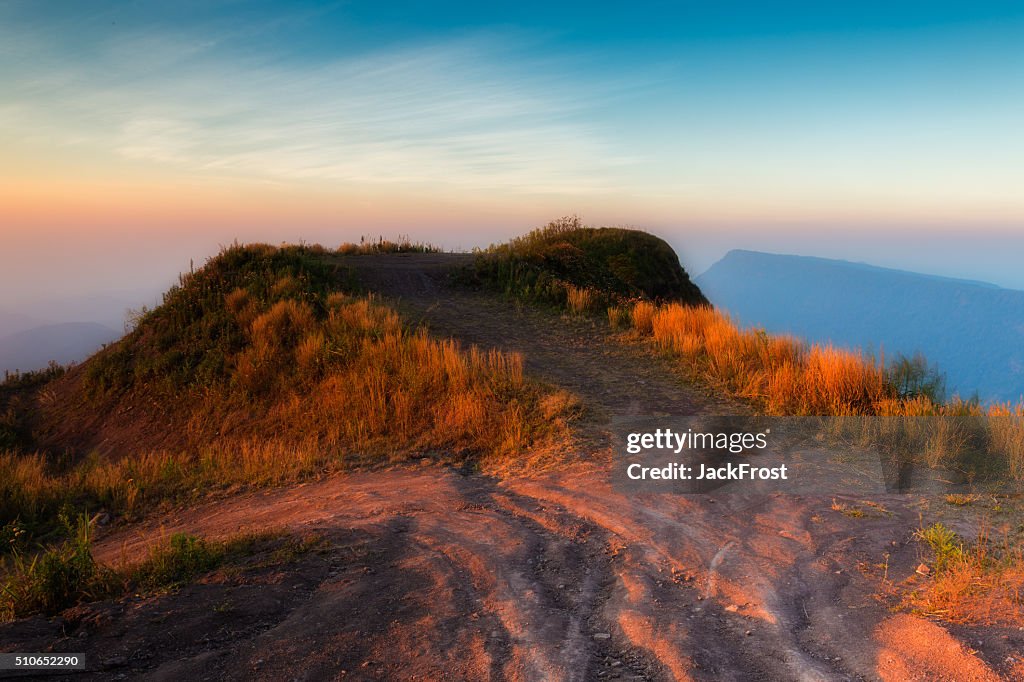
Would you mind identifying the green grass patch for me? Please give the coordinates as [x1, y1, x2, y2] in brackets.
[128, 533, 224, 591]
[1, 525, 324, 621]
[0, 515, 111, 620]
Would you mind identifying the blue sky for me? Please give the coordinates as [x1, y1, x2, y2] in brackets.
[2, 0, 1024, 307]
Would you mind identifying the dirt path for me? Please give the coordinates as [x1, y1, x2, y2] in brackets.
[338, 253, 735, 422]
[3, 255, 1019, 681]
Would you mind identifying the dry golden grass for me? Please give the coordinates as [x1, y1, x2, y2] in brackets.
[627, 300, 1024, 487]
[565, 284, 594, 315]
[635, 302, 888, 415]
[336, 235, 440, 255]
[206, 291, 552, 459]
[630, 300, 1024, 417]
[630, 300, 657, 334]
[910, 562, 1024, 626]
[988, 412, 1024, 480]
[1, 292, 575, 534]
[898, 524, 1024, 626]
[606, 305, 631, 330]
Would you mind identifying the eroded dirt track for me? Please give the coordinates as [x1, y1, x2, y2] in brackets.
[3, 255, 1020, 681]
[341, 253, 726, 423]
[9, 468, 1013, 681]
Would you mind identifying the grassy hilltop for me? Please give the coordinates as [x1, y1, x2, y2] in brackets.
[469, 216, 707, 310]
[3, 220, 1023, 543]
[0, 242, 574, 547]
[0, 222, 707, 541]
[2, 220, 1023, 627]
[0, 221, 709, 619]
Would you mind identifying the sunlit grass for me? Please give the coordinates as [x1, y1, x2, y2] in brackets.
[897, 522, 1024, 626]
[1, 244, 576, 545]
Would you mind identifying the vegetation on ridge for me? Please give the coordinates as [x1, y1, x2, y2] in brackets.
[469, 216, 707, 312]
[1, 517, 319, 621]
[464, 220, 1024, 479]
[3, 222, 1022, 630]
[623, 301, 1024, 469]
[1, 243, 576, 547]
[337, 234, 441, 255]
[83, 243, 336, 394]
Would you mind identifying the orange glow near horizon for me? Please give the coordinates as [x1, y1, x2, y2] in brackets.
[8, 166, 1024, 237]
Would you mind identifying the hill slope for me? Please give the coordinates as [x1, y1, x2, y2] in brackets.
[697, 250, 1024, 402]
[3, 244, 571, 477]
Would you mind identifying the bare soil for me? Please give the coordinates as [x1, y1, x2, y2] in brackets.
[2, 254, 1020, 681]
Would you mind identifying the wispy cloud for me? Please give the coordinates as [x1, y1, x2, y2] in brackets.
[1, 18, 633, 194]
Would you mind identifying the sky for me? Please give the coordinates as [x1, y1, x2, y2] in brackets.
[3, 0, 1024, 320]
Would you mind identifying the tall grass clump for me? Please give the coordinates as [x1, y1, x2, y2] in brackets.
[637, 302, 889, 415]
[989, 411, 1024, 479]
[607, 306, 631, 329]
[337, 235, 441, 255]
[566, 285, 595, 315]
[0, 515, 108, 620]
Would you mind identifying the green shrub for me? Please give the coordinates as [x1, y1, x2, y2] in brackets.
[0, 515, 106, 620]
[469, 217, 707, 311]
[607, 305, 631, 329]
[1, 362, 67, 391]
[130, 533, 223, 590]
[1, 526, 324, 621]
[0, 423, 18, 451]
[918, 522, 965, 572]
[887, 352, 946, 403]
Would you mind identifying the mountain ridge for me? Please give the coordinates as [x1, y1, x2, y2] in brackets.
[706, 249, 1005, 290]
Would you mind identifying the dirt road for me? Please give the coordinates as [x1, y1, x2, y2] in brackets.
[3, 255, 1019, 680]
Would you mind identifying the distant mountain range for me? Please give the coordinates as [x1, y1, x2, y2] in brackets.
[696, 250, 1024, 403]
[0, 290, 162, 377]
[0, 322, 120, 376]
[0, 310, 46, 338]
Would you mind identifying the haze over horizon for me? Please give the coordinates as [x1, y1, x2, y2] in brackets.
[4, 1, 1024, 310]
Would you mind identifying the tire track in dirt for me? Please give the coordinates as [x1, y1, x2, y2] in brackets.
[8, 467, 1010, 680]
